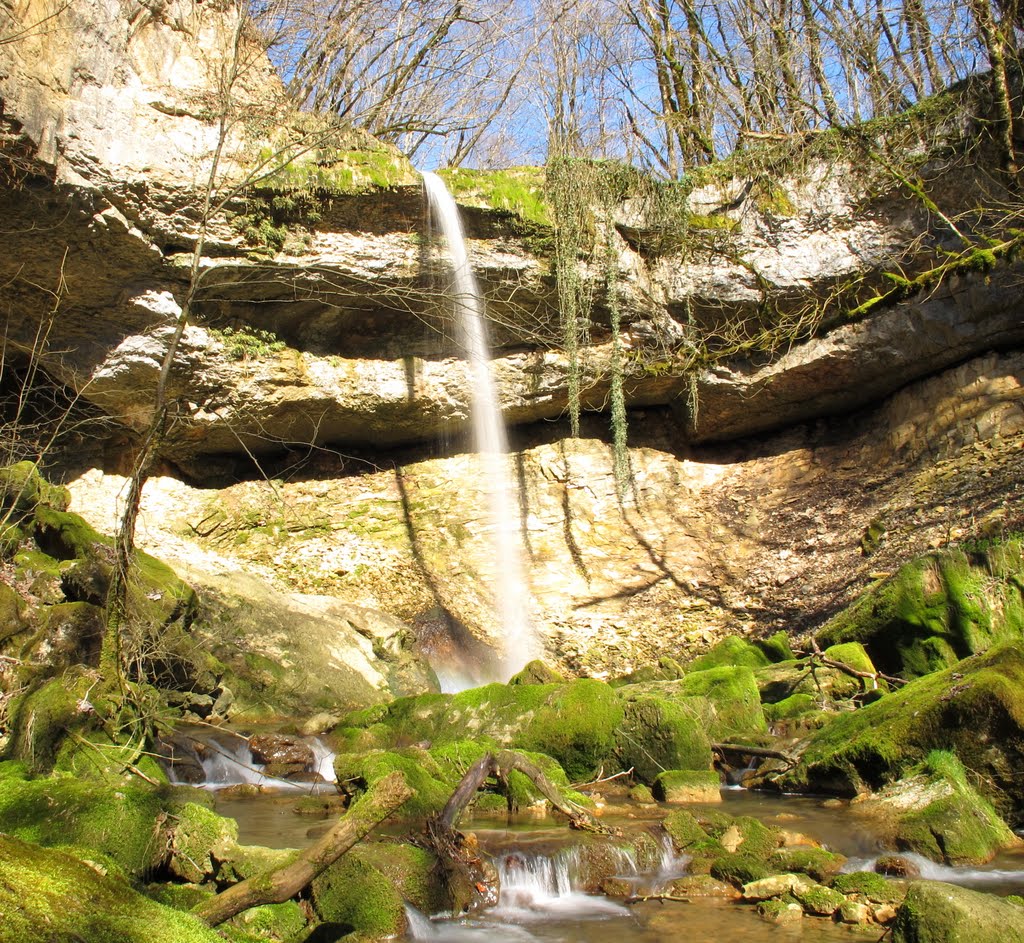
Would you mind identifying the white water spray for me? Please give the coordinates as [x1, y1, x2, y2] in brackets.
[421, 171, 539, 680]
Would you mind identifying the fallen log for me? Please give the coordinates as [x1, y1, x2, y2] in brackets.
[193, 770, 412, 927]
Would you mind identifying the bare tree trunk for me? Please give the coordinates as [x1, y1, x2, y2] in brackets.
[194, 771, 413, 927]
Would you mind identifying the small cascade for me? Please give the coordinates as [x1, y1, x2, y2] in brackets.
[162, 730, 336, 791]
[843, 852, 1024, 894]
[491, 849, 632, 918]
[421, 171, 540, 681]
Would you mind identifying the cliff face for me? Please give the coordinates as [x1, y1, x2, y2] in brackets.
[2, 0, 1022, 681]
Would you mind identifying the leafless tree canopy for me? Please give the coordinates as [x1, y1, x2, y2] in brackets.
[253, 0, 1016, 171]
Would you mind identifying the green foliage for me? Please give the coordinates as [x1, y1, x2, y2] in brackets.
[211, 325, 288, 361]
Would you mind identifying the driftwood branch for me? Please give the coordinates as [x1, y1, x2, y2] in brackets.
[711, 743, 796, 764]
[193, 770, 412, 927]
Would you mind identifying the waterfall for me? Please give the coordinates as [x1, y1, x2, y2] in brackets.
[421, 171, 539, 681]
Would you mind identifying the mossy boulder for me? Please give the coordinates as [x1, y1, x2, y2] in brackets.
[663, 808, 723, 856]
[336, 678, 625, 782]
[169, 801, 240, 883]
[335, 747, 456, 820]
[0, 763, 169, 878]
[767, 846, 847, 883]
[520, 679, 625, 779]
[778, 642, 1024, 809]
[653, 769, 721, 803]
[755, 643, 882, 707]
[4, 670, 96, 772]
[0, 461, 70, 517]
[852, 751, 1017, 865]
[311, 842, 446, 937]
[613, 694, 713, 783]
[334, 741, 577, 819]
[817, 542, 1024, 678]
[0, 580, 28, 646]
[228, 901, 307, 940]
[793, 882, 847, 916]
[0, 834, 227, 943]
[688, 636, 772, 672]
[509, 660, 564, 685]
[831, 870, 907, 905]
[664, 807, 782, 884]
[674, 666, 767, 740]
[892, 880, 1024, 943]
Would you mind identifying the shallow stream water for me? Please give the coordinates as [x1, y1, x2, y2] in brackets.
[213, 784, 1024, 943]
[174, 733, 1024, 943]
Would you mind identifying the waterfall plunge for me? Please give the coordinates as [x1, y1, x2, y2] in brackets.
[421, 172, 539, 682]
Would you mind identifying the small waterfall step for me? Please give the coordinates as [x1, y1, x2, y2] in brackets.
[157, 727, 337, 791]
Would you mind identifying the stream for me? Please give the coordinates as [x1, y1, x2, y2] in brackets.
[173, 731, 1024, 943]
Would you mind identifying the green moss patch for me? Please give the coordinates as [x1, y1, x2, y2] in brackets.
[0, 834, 224, 943]
[689, 637, 772, 672]
[817, 542, 1024, 678]
[311, 843, 442, 937]
[778, 642, 1024, 808]
[0, 767, 167, 877]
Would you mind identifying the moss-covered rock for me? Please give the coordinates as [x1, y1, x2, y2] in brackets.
[169, 801, 240, 883]
[892, 880, 1024, 943]
[311, 842, 446, 937]
[778, 643, 1024, 808]
[0, 461, 70, 517]
[710, 853, 772, 886]
[817, 542, 1024, 678]
[335, 747, 455, 820]
[674, 666, 767, 740]
[767, 846, 847, 883]
[831, 870, 907, 904]
[663, 808, 722, 855]
[516, 679, 624, 780]
[755, 632, 795, 663]
[4, 669, 96, 772]
[0, 580, 28, 646]
[509, 660, 564, 685]
[336, 678, 625, 782]
[0, 833, 226, 943]
[852, 751, 1017, 864]
[755, 646, 882, 708]
[793, 881, 846, 916]
[228, 901, 307, 941]
[613, 694, 713, 783]
[653, 769, 721, 803]
[0, 763, 168, 877]
[334, 740, 577, 820]
[688, 637, 772, 672]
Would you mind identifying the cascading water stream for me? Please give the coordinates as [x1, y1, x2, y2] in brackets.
[421, 171, 540, 681]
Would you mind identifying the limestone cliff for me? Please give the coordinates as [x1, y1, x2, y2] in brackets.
[2, 0, 1022, 685]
